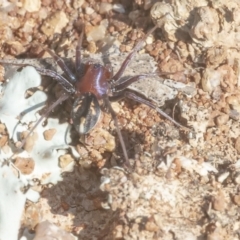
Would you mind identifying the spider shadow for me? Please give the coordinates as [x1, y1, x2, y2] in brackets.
[30, 163, 119, 239]
[21, 126, 151, 239]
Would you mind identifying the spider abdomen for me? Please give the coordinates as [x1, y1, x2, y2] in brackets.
[72, 93, 101, 134]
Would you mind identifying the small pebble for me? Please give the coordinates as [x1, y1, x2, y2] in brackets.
[217, 172, 229, 183]
[235, 136, 240, 154]
[212, 190, 225, 211]
[234, 172, 240, 184]
[59, 154, 74, 168]
[112, 4, 125, 14]
[4, 41, 24, 55]
[146, 36, 154, 45]
[233, 194, 240, 206]
[215, 114, 229, 126]
[85, 7, 94, 15]
[43, 128, 56, 141]
[14, 157, 35, 175]
[145, 221, 159, 232]
[87, 41, 97, 53]
[86, 25, 107, 42]
[99, 3, 112, 14]
[21, 131, 38, 152]
[22, 0, 41, 12]
[41, 11, 69, 36]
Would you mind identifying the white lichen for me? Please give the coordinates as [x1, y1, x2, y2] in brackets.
[0, 66, 47, 140]
[0, 164, 30, 240]
[0, 66, 75, 240]
[0, 66, 73, 184]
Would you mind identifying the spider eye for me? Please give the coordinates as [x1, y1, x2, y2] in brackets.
[93, 63, 101, 69]
[105, 63, 112, 73]
[72, 93, 101, 134]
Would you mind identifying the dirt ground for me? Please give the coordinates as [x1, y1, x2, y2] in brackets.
[1, 0, 240, 239]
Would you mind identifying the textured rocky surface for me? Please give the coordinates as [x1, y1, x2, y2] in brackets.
[1, 0, 240, 239]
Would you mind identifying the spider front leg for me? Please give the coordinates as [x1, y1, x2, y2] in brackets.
[44, 48, 76, 83]
[75, 27, 84, 77]
[110, 25, 158, 84]
[111, 71, 183, 93]
[33, 67, 76, 94]
[42, 25, 85, 81]
[0, 61, 75, 94]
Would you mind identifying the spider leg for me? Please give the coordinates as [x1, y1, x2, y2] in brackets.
[111, 25, 158, 84]
[111, 74, 154, 93]
[121, 90, 190, 131]
[17, 93, 70, 150]
[33, 66, 76, 94]
[75, 27, 84, 76]
[45, 48, 76, 83]
[111, 71, 182, 97]
[0, 61, 75, 94]
[103, 95, 132, 170]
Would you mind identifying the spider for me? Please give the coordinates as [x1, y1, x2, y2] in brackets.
[0, 25, 188, 169]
